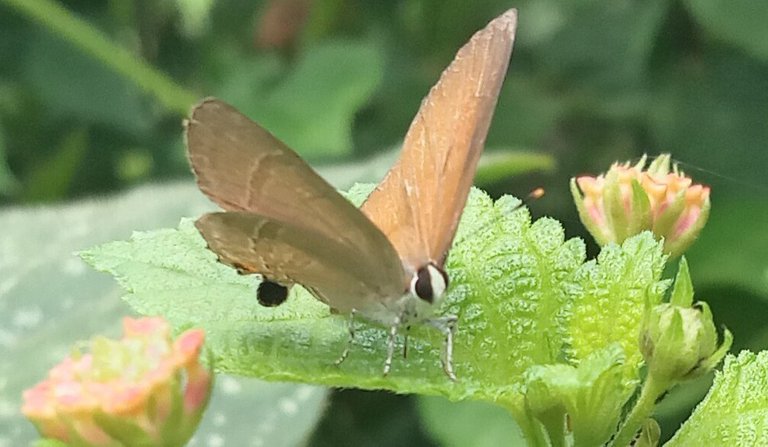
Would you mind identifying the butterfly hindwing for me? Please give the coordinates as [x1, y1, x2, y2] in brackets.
[196, 212, 402, 313]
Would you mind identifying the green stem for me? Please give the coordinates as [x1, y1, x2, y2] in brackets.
[2, 0, 198, 116]
[503, 401, 551, 447]
[537, 409, 566, 447]
[613, 375, 669, 447]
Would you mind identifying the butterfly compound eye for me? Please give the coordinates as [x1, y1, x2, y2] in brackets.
[411, 263, 449, 303]
[257, 280, 288, 307]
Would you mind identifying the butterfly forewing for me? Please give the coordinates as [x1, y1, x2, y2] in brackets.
[360, 10, 518, 270]
[186, 99, 406, 301]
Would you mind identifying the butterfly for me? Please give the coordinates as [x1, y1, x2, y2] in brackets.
[185, 9, 518, 380]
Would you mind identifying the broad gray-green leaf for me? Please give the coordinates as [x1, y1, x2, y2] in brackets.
[566, 232, 669, 378]
[81, 187, 586, 409]
[665, 350, 768, 446]
[0, 183, 328, 446]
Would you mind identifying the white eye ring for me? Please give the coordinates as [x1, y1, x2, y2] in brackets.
[410, 263, 448, 303]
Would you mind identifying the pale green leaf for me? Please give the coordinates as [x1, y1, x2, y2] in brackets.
[566, 232, 669, 377]
[81, 187, 586, 407]
[665, 350, 768, 446]
[524, 344, 629, 447]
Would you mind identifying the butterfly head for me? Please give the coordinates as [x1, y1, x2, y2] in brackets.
[410, 263, 449, 305]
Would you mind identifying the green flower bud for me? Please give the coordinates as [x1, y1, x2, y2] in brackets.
[640, 259, 732, 384]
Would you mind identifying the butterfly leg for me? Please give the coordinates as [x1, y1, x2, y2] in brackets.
[383, 317, 401, 376]
[402, 333, 409, 359]
[427, 314, 458, 381]
[334, 310, 356, 366]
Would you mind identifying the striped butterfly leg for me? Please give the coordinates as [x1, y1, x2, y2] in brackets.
[383, 316, 401, 377]
[334, 310, 357, 367]
[427, 315, 459, 382]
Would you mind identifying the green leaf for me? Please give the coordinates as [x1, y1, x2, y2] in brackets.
[669, 257, 693, 307]
[649, 51, 768, 196]
[524, 344, 629, 447]
[24, 31, 155, 135]
[636, 419, 661, 447]
[417, 396, 525, 447]
[22, 127, 88, 202]
[174, 0, 215, 37]
[474, 149, 556, 187]
[686, 199, 768, 299]
[226, 40, 384, 159]
[81, 187, 586, 408]
[566, 233, 669, 379]
[531, 0, 667, 100]
[665, 350, 768, 446]
[0, 124, 19, 196]
[684, 0, 768, 62]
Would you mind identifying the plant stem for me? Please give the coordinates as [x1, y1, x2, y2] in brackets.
[503, 401, 551, 447]
[2, 0, 198, 116]
[612, 375, 669, 447]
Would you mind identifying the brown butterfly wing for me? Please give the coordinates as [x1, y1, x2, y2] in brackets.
[186, 99, 406, 295]
[196, 212, 402, 313]
[360, 9, 518, 270]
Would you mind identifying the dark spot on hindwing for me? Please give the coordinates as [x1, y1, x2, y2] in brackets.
[257, 280, 288, 307]
[414, 267, 434, 303]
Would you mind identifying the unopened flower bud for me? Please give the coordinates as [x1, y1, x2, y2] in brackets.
[571, 154, 710, 257]
[640, 259, 731, 384]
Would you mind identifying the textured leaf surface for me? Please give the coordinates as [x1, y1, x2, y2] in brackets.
[566, 233, 669, 377]
[666, 351, 768, 446]
[524, 344, 628, 447]
[82, 186, 587, 405]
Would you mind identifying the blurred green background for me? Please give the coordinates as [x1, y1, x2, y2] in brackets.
[1, 0, 767, 445]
